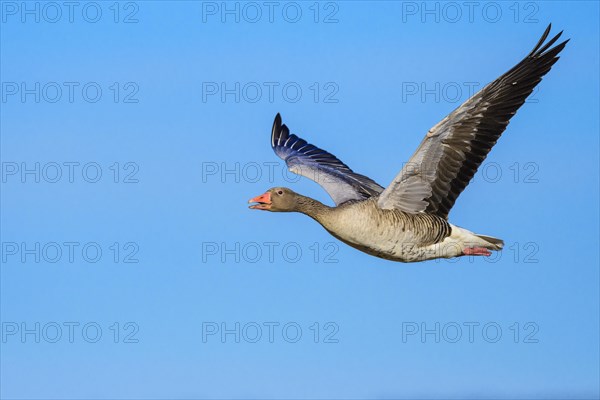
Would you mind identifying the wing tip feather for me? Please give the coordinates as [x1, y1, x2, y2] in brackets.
[271, 113, 282, 148]
[271, 113, 290, 148]
[530, 24, 569, 59]
[529, 23, 552, 56]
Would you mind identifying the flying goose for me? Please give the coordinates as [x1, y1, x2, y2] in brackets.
[249, 25, 568, 262]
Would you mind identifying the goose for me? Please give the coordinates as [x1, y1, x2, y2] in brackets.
[248, 25, 568, 262]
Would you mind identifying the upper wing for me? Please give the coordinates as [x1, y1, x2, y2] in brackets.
[377, 24, 569, 218]
[271, 114, 384, 205]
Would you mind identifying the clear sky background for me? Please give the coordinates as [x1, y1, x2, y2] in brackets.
[1, 1, 599, 399]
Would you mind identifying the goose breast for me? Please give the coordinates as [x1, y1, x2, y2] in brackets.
[318, 199, 452, 262]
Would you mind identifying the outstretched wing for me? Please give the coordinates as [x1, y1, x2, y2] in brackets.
[378, 24, 568, 218]
[271, 114, 384, 205]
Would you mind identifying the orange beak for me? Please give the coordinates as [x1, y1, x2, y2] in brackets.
[248, 192, 272, 210]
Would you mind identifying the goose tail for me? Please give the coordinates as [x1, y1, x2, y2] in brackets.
[475, 234, 504, 250]
[449, 225, 504, 252]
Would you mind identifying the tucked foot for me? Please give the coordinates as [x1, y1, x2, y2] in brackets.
[463, 247, 492, 256]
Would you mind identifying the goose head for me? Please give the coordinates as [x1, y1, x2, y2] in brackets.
[248, 187, 299, 212]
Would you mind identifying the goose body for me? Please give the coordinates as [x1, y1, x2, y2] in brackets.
[249, 25, 568, 263]
[325, 202, 501, 263]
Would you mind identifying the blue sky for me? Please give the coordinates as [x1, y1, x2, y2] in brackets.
[1, 1, 599, 398]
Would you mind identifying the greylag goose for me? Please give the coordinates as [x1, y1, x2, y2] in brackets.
[249, 25, 568, 262]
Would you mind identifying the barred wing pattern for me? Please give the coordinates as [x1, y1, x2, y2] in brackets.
[271, 114, 384, 205]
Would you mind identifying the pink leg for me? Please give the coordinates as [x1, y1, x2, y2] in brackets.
[463, 247, 492, 256]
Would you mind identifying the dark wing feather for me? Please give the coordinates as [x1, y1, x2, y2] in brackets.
[271, 114, 384, 205]
[378, 24, 569, 218]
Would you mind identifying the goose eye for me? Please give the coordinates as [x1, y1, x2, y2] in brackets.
[277, 190, 283, 195]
